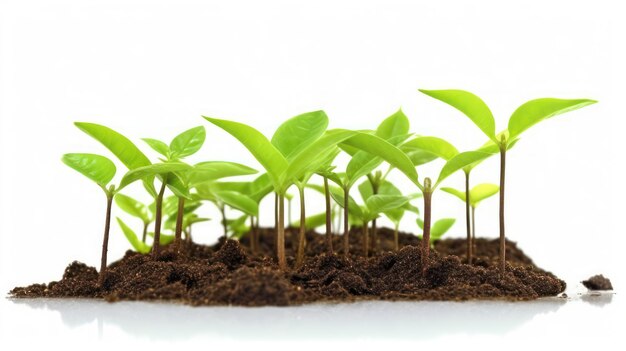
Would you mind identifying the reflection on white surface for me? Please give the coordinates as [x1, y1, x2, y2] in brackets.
[4, 292, 614, 341]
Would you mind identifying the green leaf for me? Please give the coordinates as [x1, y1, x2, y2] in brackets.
[166, 173, 192, 199]
[402, 136, 459, 161]
[291, 212, 330, 230]
[282, 129, 356, 189]
[204, 117, 288, 191]
[416, 218, 424, 230]
[365, 195, 409, 221]
[114, 193, 151, 222]
[147, 232, 175, 245]
[358, 180, 374, 201]
[431, 218, 456, 241]
[376, 109, 410, 141]
[329, 187, 364, 219]
[419, 89, 497, 142]
[170, 126, 206, 158]
[74, 122, 151, 170]
[271, 110, 329, 159]
[142, 138, 170, 158]
[341, 132, 419, 187]
[227, 215, 250, 238]
[118, 162, 192, 191]
[508, 98, 597, 140]
[61, 153, 116, 188]
[116, 218, 151, 254]
[440, 187, 466, 203]
[470, 183, 499, 207]
[346, 151, 383, 187]
[402, 148, 439, 167]
[214, 190, 259, 217]
[188, 161, 258, 187]
[436, 151, 491, 187]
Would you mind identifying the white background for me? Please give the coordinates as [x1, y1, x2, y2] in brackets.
[0, 0, 624, 348]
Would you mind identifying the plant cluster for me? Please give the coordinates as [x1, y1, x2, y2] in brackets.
[62, 89, 595, 283]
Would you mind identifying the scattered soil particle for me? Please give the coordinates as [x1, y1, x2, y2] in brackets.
[10, 228, 567, 306]
[582, 275, 613, 291]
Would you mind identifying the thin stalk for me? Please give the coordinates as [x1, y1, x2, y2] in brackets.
[421, 178, 433, 276]
[219, 204, 227, 237]
[277, 194, 286, 270]
[141, 222, 148, 243]
[174, 197, 185, 251]
[471, 206, 476, 255]
[274, 193, 278, 255]
[249, 216, 257, 254]
[499, 145, 507, 273]
[98, 193, 113, 285]
[362, 221, 369, 257]
[187, 225, 193, 243]
[288, 197, 292, 228]
[464, 170, 472, 264]
[371, 182, 379, 253]
[296, 186, 306, 268]
[255, 216, 260, 251]
[342, 186, 350, 257]
[393, 224, 399, 251]
[152, 176, 168, 257]
[324, 176, 333, 254]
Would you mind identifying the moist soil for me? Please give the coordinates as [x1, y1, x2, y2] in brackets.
[582, 274, 613, 291]
[10, 227, 566, 306]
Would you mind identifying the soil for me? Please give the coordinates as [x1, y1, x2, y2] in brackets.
[582, 274, 613, 291]
[10, 227, 566, 306]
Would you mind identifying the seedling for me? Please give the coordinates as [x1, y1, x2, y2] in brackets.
[419, 89, 596, 272]
[442, 184, 499, 248]
[204, 112, 418, 269]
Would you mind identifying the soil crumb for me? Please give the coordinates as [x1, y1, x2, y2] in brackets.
[10, 228, 566, 306]
[582, 274, 613, 291]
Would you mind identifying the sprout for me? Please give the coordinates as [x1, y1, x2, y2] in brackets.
[442, 184, 499, 248]
[420, 89, 596, 272]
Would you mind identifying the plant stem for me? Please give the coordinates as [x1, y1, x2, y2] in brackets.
[394, 224, 399, 251]
[152, 176, 168, 257]
[296, 186, 306, 268]
[371, 182, 379, 253]
[141, 222, 148, 243]
[499, 146, 507, 273]
[219, 204, 227, 237]
[277, 194, 286, 270]
[471, 206, 476, 255]
[250, 216, 256, 254]
[323, 176, 333, 255]
[98, 193, 113, 285]
[174, 197, 185, 251]
[342, 186, 350, 257]
[288, 197, 292, 228]
[464, 170, 472, 264]
[362, 221, 369, 257]
[421, 178, 432, 276]
[274, 192, 278, 255]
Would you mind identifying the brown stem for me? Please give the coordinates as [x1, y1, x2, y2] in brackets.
[274, 192, 278, 255]
[277, 194, 286, 270]
[174, 197, 185, 251]
[98, 193, 113, 285]
[371, 183, 379, 253]
[220, 205, 227, 237]
[394, 225, 399, 251]
[141, 222, 148, 243]
[362, 221, 369, 257]
[324, 176, 333, 255]
[464, 171, 472, 264]
[152, 176, 168, 257]
[471, 206, 476, 255]
[250, 216, 257, 254]
[342, 186, 350, 257]
[421, 181, 432, 276]
[499, 147, 507, 273]
[296, 187, 306, 268]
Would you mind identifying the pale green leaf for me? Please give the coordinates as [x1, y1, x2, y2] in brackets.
[329, 187, 364, 219]
[188, 161, 257, 187]
[508, 98, 597, 140]
[431, 218, 456, 241]
[419, 89, 497, 142]
[61, 153, 116, 188]
[271, 110, 329, 159]
[114, 193, 151, 222]
[147, 232, 175, 245]
[470, 183, 499, 207]
[214, 190, 259, 217]
[376, 109, 410, 141]
[118, 162, 192, 191]
[440, 187, 466, 203]
[436, 151, 491, 187]
[291, 212, 330, 230]
[170, 126, 206, 158]
[116, 217, 151, 254]
[365, 195, 409, 221]
[142, 138, 170, 158]
[402, 136, 459, 161]
[204, 117, 288, 191]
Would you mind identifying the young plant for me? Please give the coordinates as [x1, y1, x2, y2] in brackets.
[61, 153, 116, 284]
[442, 183, 499, 247]
[205, 112, 418, 269]
[419, 89, 596, 272]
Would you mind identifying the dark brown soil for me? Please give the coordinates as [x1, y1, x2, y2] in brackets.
[582, 274, 613, 291]
[10, 227, 566, 306]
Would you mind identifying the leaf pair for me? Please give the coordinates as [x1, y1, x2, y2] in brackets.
[143, 126, 206, 160]
[441, 183, 500, 208]
[417, 217, 456, 242]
